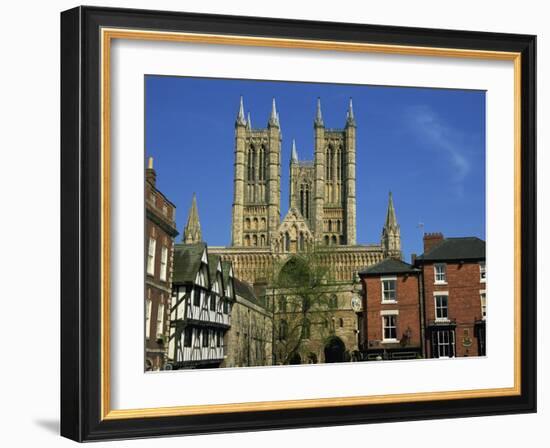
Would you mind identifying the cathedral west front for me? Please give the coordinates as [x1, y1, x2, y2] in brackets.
[202, 96, 402, 363]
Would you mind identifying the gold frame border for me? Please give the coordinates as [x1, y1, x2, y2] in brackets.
[100, 28, 522, 421]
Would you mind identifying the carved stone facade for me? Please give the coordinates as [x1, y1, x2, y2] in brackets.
[222, 278, 273, 368]
[209, 97, 402, 363]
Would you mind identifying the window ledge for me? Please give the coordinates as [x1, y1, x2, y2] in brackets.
[381, 300, 398, 305]
[381, 339, 400, 344]
[434, 281, 448, 285]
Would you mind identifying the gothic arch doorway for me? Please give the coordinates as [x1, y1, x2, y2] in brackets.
[324, 336, 346, 363]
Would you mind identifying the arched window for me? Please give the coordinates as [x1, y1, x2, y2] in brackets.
[332, 235, 337, 245]
[328, 220, 332, 232]
[252, 235, 258, 246]
[305, 189, 310, 219]
[336, 146, 343, 181]
[339, 318, 344, 328]
[299, 183, 310, 219]
[244, 235, 250, 246]
[260, 234, 266, 246]
[324, 235, 329, 246]
[261, 217, 266, 230]
[285, 232, 290, 252]
[258, 146, 264, 181]
[247, 146, 255, 181]
[299, 232, 305, 251]
[339, 147, 344, 181]
[245, 218, 251, 230]
[325, 145, 333, 180]
[253, 218, 258, 230]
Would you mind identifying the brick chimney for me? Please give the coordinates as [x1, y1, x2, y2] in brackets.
[423, 232, 444, 254]
[146, 156, 156, 186]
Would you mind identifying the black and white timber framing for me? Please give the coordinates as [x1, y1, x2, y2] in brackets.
[168, 242, 235, 369]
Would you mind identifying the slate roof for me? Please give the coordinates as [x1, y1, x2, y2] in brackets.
[233, 278, 266, 308]
[207, 254, 221, 280]
[359, 258, 419, 276]
[221, 260, 233, 285]
[172, 242, 207, 284]
[417, 237, 485, 262]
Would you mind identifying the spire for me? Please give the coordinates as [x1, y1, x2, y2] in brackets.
[236, 96, 246, 126]
[382, 191, 401, 258]
[183, 193, 202, 244]
[346, 97, 356, 127]
[247, 112, 252, 129]
[268, 97, 280, 127]
[291, 139, 298, 162]
[314, 97, 324, 127]
[384, 191, 398, 230]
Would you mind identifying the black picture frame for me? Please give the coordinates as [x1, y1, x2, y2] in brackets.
[61, 5, 536, 442]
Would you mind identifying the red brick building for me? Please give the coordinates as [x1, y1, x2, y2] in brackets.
[416, 233, 486, 358]
[145, 157, 178, 371]
[358, 259, 423, 360]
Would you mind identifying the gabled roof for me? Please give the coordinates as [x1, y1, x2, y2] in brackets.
[359, 258, 419, 276]
[221, 260, 233, 284]
[207, 254, 222, 280]
[276, 207, 314, 237]
[417, 237, 485, 262]
[172, 242, 207, 284]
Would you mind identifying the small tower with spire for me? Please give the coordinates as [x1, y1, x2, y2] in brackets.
[183, 193, 202, 244]
[381, 191, 402, 259]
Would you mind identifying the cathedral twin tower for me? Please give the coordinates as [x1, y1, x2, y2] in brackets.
[230, 95, 399, 256]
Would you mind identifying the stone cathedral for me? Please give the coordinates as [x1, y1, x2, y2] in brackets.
[203, 96, 402, 362]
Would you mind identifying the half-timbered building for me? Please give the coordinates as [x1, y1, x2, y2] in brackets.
[167, 200, 236, 369]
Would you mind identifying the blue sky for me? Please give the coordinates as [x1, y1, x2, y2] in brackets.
[145, 76, 485, 260]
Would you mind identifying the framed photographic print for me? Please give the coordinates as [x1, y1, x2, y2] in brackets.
[60, 6, 537, 442]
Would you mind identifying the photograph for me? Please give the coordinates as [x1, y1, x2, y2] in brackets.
[57, 5, 537, 441]
[143, 76, 487, 371]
